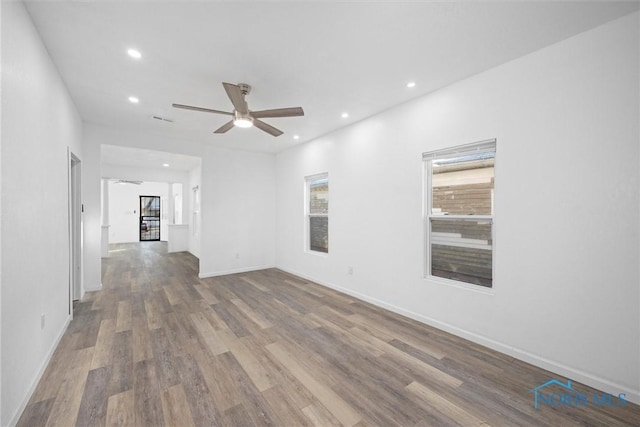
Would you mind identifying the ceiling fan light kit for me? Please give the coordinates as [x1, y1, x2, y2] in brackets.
[233, 111, 254, 128]
[173, 82, 304, 137]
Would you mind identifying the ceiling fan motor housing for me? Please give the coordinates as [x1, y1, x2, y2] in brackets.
[173, 81, 303, 136]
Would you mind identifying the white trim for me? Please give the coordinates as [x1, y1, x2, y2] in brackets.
[304, 172, 329, 183]
[424, 274, 495, 295]
[431, 233, 492, 250]
[84, 282, 103, 292]
[422, 138, 497, 161]
[429, 214, 493, 220]
[9, 315, 72, 427]
[304, 250, 329, 258]
[68, 149, 83, 311]
[276, 266, 640, 406]
[199, 264, 275, 279]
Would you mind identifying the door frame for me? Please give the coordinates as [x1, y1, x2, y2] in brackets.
[68, 149, 82, 314]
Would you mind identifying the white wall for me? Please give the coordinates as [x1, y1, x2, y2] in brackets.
[276, 12, 640, 403]
[1, 2, 83, 424]
[189, 165, 202, 258]
[82, 126, 102, 292]
[200, 146, 276, 277]
[102, 163, 192, 183]
[0, 1, 4, 422]
[108, 181, 169, 243]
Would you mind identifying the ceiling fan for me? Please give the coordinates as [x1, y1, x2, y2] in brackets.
[110, 179, 142, 185]
[172, 82, 304, 137]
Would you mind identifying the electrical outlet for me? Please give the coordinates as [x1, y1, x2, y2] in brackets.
[347, 266, 354, 275]
[235, 253, 240, 259]
[41, 313, 45, 330]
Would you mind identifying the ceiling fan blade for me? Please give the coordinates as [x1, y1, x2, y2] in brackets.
[214, 120, 235, 134]
[222, 82, 248, 114]
[253, 119, 283, 137]
[251, 107, 304, 119]
[172, 103, 233, 115]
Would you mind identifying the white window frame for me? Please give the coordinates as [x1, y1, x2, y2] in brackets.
[305, 173, 329, 254]
[423, 139, 496, 290]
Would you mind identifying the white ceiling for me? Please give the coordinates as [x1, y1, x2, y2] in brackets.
[25, 1, 639, 157]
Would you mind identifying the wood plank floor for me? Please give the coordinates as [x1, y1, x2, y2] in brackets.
[18, 242, 640, 426]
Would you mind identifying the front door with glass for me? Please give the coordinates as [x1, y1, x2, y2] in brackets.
[140, 195, 161, 241]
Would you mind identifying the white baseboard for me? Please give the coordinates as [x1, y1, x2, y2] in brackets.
[9, 315, 72, 426]
[199, 264, 275, 279]
[277, 266, 640, 406]
[83, 282, 102, 293]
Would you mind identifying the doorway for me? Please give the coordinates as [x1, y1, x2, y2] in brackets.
[69, 151, 82, 311]
[140, 195, 161, 241]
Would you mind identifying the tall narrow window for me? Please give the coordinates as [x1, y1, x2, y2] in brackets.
[423, 140, 495, 288]
[192, 185, 200, 236]
[306, 173, 329, 253]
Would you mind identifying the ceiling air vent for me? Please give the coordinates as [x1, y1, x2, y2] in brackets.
[111, 179, 143, 185]
[151, 115, 174, 123]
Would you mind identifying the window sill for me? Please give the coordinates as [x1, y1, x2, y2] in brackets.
[305, 249, 329, 257]
[423, 274, 495, 295]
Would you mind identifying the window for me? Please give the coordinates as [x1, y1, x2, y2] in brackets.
[306, 173, 329, 253]
[192, 185, 200, 236]
[423, 140, 496, 288]
[173, 183, 183, 224]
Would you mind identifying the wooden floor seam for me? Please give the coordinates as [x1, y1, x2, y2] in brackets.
[17, 242, 640, 426]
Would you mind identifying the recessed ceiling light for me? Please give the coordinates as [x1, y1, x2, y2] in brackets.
[128, 96, 139, 104]
[162, 163, 170, 167]
[406, 81, 416, 88]
[293, 135, 300, 140]
[127, 49, 141, 59]
[341, 112, 349, 119]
